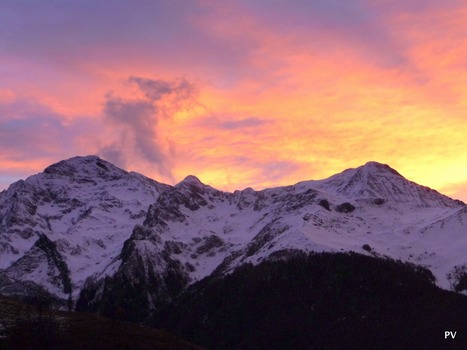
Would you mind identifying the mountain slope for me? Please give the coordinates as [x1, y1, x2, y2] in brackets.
[1, 156, 466, 317]
[77, 160, 466, 320]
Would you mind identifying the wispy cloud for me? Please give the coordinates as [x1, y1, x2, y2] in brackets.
[220, 117, 270, 130]
[194, 116, 271, 130]
[100, 76, 198, 180]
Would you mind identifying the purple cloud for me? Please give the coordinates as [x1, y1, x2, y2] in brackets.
[220, 117, 271, 130]
[0, 98, 99, 161]
[0, 0, 255, 83]
[194, 116, 272, 131]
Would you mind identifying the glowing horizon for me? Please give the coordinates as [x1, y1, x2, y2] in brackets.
[1, 1, 466, 201]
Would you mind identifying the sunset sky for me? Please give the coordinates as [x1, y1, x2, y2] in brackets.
[1, 0, 467, 201]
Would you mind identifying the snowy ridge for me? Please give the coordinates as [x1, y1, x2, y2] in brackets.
[307, 162, 460, 207]
[0, 156, 466, 310]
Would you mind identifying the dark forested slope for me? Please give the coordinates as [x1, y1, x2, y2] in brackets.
[153, 252, 467, 350]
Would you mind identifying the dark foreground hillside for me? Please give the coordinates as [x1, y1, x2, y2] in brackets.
[153, 251, 467, 350]
[0, 296, 203, 350]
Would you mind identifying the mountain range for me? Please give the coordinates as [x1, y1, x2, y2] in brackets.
[1, 156, 466, 323]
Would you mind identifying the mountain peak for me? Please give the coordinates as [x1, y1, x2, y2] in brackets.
[359, 161, 402, 177]
[176, 175, 204, 187]
[316, 161, 459, 208]
[42, 155, 127, 180]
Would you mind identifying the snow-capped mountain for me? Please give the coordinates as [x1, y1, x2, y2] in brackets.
[0, 156, 169, 299]
[0, 156, 465, 317]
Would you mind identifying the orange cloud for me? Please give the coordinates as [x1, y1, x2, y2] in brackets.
[1, 1, 466, 201]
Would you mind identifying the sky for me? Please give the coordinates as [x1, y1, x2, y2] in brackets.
[1, 0, 467, 201]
